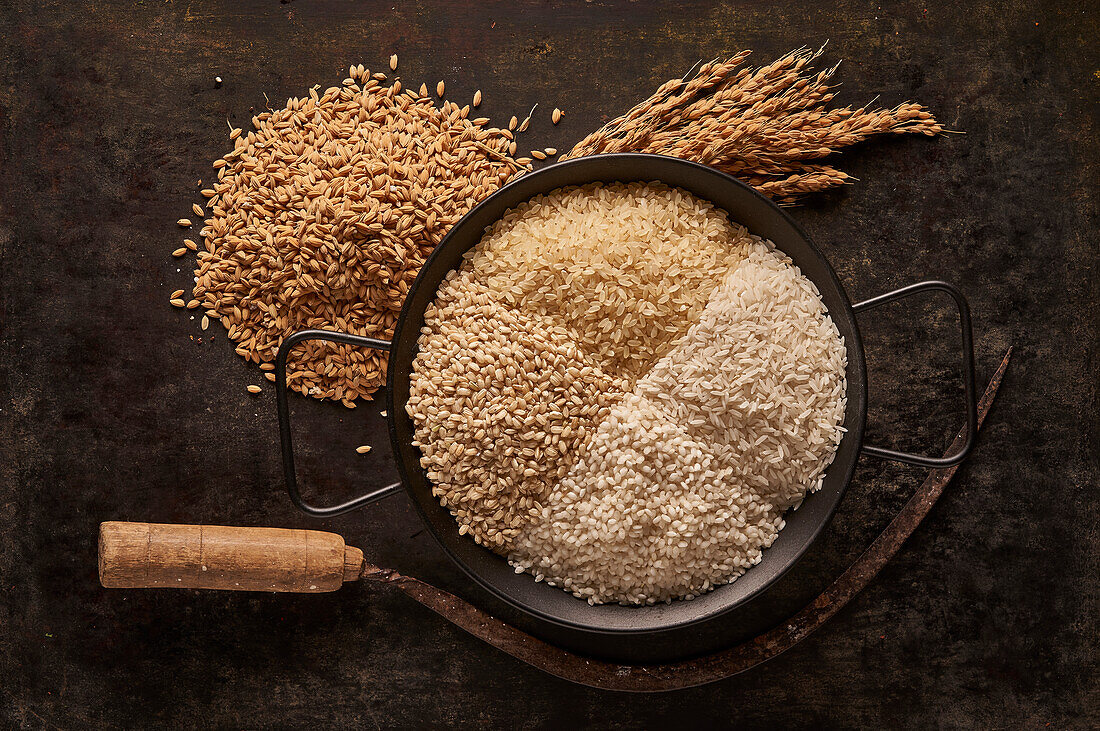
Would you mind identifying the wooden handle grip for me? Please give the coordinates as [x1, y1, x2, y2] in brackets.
[98, 522, 364, 593]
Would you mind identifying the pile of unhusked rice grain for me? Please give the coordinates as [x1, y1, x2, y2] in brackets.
[191, 65, 528, 406]
[406, 268, 626, 549]
[458, 182, 753, 380]
[507, 239, 847, 605]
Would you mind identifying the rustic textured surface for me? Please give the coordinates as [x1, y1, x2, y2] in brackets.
[1, 0, 1096, 727]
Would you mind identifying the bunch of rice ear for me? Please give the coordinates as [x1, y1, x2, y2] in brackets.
[564, 45, 945, 205]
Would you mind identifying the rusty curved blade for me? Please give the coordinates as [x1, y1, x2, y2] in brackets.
[364, 348, 1012, 692]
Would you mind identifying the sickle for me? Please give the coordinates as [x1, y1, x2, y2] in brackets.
[360, 347, 1011, 691]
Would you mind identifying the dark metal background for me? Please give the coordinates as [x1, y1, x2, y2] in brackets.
[1, 0, 1096, 726]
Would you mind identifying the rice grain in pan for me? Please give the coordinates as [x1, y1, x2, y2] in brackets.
[407, 182, 847, 605]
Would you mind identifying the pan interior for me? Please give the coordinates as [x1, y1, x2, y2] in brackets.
[386, 154, 867, 635]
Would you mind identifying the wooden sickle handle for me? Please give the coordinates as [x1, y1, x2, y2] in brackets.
[98, 521, 364, 593]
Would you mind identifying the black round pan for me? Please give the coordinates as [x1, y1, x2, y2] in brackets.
[275, 153, 976, 661]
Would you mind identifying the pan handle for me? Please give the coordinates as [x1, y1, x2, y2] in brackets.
[853, 280, 977, 468]
[275, 329, 402, 518]
[99, 521, 365, 592]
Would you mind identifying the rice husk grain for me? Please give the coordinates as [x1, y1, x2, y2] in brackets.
[189, 67, 529, 404]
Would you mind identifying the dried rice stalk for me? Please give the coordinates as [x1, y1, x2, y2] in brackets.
[564, 46, 944, 204]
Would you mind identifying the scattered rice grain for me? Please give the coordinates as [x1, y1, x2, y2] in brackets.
[184, 68, 527, 405]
